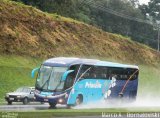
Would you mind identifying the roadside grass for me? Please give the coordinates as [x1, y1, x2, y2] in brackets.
[1, 107, 160, 118]
[0, 55, 42, 103]
[138, 65, 160, 97]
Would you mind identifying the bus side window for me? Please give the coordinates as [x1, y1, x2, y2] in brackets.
[108, 68, 119, 80]
[107, 68, 138, 80]
[79, 65, 109, 80]
[64, 65, 80, 89]
[93, 66, 108, 79]
[129, 69, 139, 80]
[79, 65, 92, 79]
[89, 67, 96, 79]
[102, 74, 107, 79]
[83, 72, 90, 78]
[103, 67, 108, 79]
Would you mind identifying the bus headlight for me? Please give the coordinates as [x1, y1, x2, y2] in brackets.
[58, 98, 63, 103]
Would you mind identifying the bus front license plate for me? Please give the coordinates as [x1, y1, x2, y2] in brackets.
[44, 99, 48, 102]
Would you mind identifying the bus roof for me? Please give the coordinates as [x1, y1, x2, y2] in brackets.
[43, 57, 139, 69]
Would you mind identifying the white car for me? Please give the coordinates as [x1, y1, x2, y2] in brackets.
[5, 87, 35, 105]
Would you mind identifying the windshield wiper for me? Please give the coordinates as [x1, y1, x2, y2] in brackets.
[54, 80, 63, 92]
[41, 72, 52, 90]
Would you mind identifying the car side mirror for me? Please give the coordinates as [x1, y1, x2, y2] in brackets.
[61, 70, 74, 81]
[31, 67, 39, 79]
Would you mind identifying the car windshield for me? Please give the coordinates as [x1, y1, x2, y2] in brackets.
[16, 87, 31, 93]
[36, 65, 68, 91]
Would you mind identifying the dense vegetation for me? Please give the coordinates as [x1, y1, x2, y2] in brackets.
[12, 0, 160, 50]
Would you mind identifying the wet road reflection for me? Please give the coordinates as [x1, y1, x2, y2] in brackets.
[0, 103, 67, 111]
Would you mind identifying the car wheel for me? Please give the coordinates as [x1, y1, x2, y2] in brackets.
[23, 97, 29, 105]
[7, 101, 12, 105]
[49, 102, 57, 109]
[75, 95, 83, 106]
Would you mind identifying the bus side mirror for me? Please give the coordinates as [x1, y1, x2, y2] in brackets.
[31, 67, 39, 79]
[61, 70, 74, 81]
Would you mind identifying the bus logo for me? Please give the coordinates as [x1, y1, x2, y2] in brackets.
[85, 81, 102, 88]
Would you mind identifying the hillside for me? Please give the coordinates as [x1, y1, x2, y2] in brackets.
[0, 0, 160, 65]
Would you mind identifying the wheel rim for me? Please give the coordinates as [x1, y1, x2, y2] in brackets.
[23, 98, 28, 104]
[49, 102, 57, 107]
[76, 97, 81, 105]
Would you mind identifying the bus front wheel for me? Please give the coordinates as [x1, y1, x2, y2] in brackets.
[49, 102, 57, 108]
[75, 95, 83, 106]
[67, 105, 72, 109]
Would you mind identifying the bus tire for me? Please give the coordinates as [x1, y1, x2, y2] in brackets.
[49, 102, 57, 108]
[23, 97, 29, 105]
[67, 105, 73, 109]
[75, 95, 83, 106]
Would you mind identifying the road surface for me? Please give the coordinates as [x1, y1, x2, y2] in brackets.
[0, 103, 67, 111]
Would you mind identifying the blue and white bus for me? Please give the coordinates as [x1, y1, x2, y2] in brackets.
[32, 57, 139, 108]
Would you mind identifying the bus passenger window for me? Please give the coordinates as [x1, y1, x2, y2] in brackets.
[107, 68, 139, 80]
[64, 65, 80, 89]
[65, 72, 75, 89]
[82, 73, 90, 79]
[79, 65, 92, 79]
[79, 65, 108, 80]
[102, 74, 107, 78]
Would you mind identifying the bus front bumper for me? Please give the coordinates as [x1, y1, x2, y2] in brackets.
[34, 92, 68, 104]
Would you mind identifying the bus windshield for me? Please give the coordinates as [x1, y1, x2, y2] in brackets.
[36, 65, 68, 91]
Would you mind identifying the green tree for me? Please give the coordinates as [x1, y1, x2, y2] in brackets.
[12, 0, 158, 49]
[148, 0, 160, 21]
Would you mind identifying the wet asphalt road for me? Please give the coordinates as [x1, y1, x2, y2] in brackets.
[0, 104, 159, 118]
[1, 102, 160, 118]
[0, 103, 65, 111]
[0, 103, 102, 118]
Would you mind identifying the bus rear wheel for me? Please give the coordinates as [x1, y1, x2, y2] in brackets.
[75, 95, 83, 106]
[49, 102, 57, 108]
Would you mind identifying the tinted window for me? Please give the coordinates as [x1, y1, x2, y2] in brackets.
[79, 65, 108, 79]
[64, 65, 80, 89]
[79, 65, 138, 80]
[108, 68, 139, 80]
